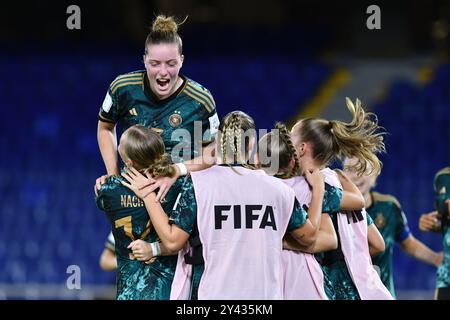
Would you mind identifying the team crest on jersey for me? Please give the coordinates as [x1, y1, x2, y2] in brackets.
[375, 213, 386, 229]
[169, 111, 183, 127]
[439, 186, 446, 194]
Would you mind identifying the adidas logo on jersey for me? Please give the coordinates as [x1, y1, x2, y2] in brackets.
[214, 204, 277, 230]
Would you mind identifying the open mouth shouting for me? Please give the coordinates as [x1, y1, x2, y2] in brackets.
[156, 78, 170, 91]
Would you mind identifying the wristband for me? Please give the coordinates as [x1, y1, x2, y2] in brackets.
[150, 241, 161, 257]
[175, 163, 188, 176]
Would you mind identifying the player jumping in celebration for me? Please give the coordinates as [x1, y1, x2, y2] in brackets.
[97, 15, 219, 200]
[121, 111, 327, 300]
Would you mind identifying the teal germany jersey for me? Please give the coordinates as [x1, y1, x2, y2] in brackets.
[98, 71, 219, 163]
[366, 191, 411, 298]
[322, 183, 343, 214]
[318, 183, 342, 300]
[313, 184, 361, 300]
[320, 209, 361, 300]
[96, 175, 184, 300]
[435, 167, 450, 289]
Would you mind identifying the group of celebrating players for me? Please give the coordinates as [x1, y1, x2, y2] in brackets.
[94, 15, 450, 300]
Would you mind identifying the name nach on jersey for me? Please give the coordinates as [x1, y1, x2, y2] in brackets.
[120, 195, 144, 208]
[214, 205, 277, 230]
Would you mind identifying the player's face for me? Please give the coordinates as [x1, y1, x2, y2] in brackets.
[144, 43, 184, 100]
[343, 158, 375, 196]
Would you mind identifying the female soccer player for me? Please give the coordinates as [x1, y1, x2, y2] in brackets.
[122, 111, 326, 299]
[289, 97, 392, 300]
[344, 157, 442, 299]
[97, 15, 219, 200]
[257, 122, 366, 300]
[96, 125, 185, 299]
[419, 166, 450, 300]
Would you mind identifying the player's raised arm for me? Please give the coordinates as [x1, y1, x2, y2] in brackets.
[335, 169, 365, 210]
[290, 169, 325, 246]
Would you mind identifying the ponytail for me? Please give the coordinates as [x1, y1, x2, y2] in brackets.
[330, 98, 385, 175]
[291, 97, 386, 176]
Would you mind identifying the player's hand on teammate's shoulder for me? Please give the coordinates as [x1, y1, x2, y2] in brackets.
[152, 174, 179, 202]
[94, 174, 109, 196]
[123, 166, 155, 190]
[121, 167, 156, 200]
[304, 168, 325, 191]
[123, 164, 182, 203]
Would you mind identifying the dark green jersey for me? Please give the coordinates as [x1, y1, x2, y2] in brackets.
[322, 260, 360, 300]
[314, 185, 360, 300]
[317, 210, 361, 300]
[322, 183, 343, 213]
[366, 191, 411, 298]
[435, 167, 450, 289]
[319, 183, 343, 300]
[166, 175, 201, 299]
[99, 71, 219, 163]
[96, 175, 184, 300]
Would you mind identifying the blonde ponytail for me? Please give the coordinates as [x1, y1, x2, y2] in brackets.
[291, 97, 386, 176]
[330, 98, 385, 176]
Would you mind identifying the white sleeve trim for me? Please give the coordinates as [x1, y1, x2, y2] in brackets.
[102, 92, 113, 113]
